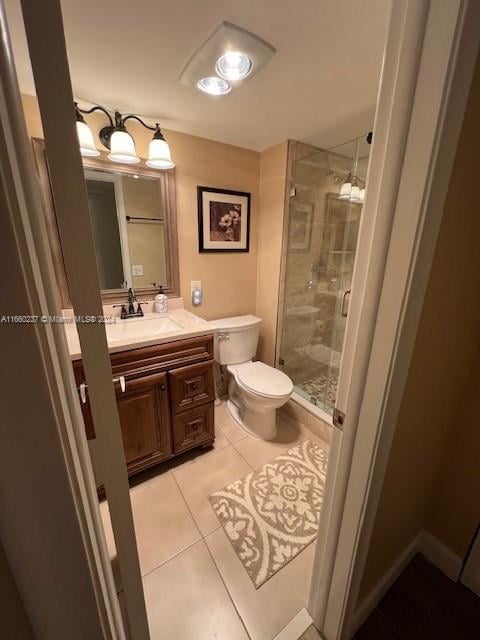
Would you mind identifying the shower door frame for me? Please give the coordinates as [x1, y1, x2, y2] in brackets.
[304, 0, 480, 639]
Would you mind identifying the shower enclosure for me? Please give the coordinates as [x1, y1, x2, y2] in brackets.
[277, 135, 370, 416]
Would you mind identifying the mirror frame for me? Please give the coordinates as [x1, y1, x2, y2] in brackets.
[32, 137, 180, 308]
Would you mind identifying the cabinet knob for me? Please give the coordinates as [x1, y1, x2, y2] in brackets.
[191, 383, 197, 391]
[160, 384, 166, 391]
[192, 423, 199, 431]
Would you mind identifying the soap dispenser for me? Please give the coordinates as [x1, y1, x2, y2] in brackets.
[153, 285, 168, 314]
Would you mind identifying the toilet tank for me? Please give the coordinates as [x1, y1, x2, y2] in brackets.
[210, 315, 262, 365]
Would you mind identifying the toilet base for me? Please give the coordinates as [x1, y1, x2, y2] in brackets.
[227, 399, 278, 441]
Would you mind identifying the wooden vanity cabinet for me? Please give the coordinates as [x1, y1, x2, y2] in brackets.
[116, 371, 172, 473]
[73, 335, 215, 480]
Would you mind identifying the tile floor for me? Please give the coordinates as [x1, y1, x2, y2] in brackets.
[100, 400, 330, 640]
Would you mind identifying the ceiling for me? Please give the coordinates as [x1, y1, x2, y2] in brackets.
[5, 0, 391, 151]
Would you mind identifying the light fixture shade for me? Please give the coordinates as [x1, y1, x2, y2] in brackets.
[350, 185, 361, 201]
[339, 180, 352, 200]
[108, 130, 140, 164]
[76, 120, 100, 157]
[197, 76, 231, 96]
[146, 137, 175, 169]
[216, 51, 252, 81]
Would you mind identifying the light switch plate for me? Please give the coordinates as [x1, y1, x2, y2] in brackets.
[190, 280, 201, 294]
[132, 264, 144, 276]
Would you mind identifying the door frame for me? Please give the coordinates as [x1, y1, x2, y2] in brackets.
[0, 4, 125, 638]
[307, 1, 480, 638]
[6, 0, 150, 638]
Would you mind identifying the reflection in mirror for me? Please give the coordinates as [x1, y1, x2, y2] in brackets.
[85, 170, 167, 291]
[32, 137, 179, 307]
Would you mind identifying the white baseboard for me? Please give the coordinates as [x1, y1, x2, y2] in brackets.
[351, 531, 423, 634]
[351, 529, 463, 635]
[418, 530, 463, 581]
[273, 608, 313, 640]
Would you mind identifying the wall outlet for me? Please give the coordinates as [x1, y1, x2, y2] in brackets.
[190, 280, 201, 294]
[132, 264, 144, 276]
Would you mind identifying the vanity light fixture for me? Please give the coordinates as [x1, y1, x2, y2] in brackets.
[75, 106, 100, 157]
[338, 132, 372, 203]
[74, 102, 175, 169]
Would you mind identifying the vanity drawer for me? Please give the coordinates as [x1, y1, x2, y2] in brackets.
[168, 360, 215, 414]
[110, 335, 214, 378]
[172, 404, 214, 454]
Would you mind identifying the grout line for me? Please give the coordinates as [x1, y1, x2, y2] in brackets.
[171, 466, 253, 639]
[139, 472, 205, 580]
[230, 443, 257, 472]
[202, 533, 253, 640]
[171, 472, 203, 538]
[141, 536, 203, 580]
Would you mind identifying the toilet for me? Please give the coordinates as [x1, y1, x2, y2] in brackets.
[210, 315, 293, 440]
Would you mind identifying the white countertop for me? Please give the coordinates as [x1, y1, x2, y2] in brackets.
[64, 308, 216, 360]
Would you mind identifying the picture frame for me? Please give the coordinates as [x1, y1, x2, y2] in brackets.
[290, 201, 314, 252]
[197, 186, 251, 253]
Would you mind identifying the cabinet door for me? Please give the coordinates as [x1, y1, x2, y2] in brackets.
[172, 404, 214, 454]
[116, 371, 172, 473]
[169, 360, 215, 414]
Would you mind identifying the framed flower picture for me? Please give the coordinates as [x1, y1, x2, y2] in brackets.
[197, 186, 251, 253]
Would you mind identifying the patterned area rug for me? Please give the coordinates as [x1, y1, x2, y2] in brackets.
[209, 440, 327, 588]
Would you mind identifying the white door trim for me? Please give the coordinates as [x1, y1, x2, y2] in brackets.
[308, 1, 480, 638]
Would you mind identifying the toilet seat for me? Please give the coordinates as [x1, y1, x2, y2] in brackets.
[229, 361, 293, 399]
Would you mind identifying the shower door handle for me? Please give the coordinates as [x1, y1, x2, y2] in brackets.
[341, 289, 351, 317]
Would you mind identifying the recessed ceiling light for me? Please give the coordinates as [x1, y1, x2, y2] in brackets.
[216, 51, 252, 81]
[196, 76, 231, 96]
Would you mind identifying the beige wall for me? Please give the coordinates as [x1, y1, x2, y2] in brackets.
[426, 342, 480, 557]
[22, 94, 260, 320]
[0, 544, 34, 640]
[256, 142, 288, 364]
[359, 56, 480, 597]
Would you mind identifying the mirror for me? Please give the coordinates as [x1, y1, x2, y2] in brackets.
[85, 169, 167, 290]
[32, 138, 179, 307]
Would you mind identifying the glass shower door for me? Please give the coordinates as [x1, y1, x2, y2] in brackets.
[278, 136, 369, 416]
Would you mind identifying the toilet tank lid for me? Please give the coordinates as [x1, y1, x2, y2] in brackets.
[209, 315, 262, 331]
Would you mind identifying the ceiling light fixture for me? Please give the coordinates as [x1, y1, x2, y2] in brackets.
[180, 22, 275, 96]
[74, 103, 175, 169]
[216, 51, 252, 81]
[196, 76, 231, 96]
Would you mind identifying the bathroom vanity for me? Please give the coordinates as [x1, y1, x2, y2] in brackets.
[33, 135, 219, 480]
[67, 310, 216, 481]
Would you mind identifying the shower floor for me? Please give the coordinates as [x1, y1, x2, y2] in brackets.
[296, 371, 339, 414]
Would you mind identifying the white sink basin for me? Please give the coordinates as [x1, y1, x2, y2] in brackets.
[106, 315, 182, 343]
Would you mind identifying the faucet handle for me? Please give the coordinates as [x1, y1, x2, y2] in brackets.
[112, 303, 127, 319]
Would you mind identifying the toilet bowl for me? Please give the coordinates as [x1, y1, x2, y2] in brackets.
[210, 315, 293, 440]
